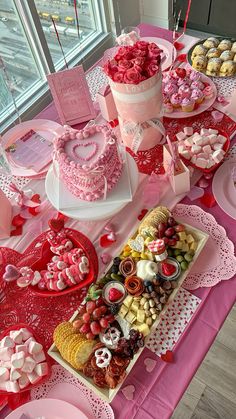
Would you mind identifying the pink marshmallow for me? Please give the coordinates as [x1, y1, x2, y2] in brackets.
[203, 145, 212, 154]
[27, 371, 40, 384]
[10, 367, 21, 381]
[21, 356, 36, 373]
[193, 134, 204, 146]
[181, 150, 191, 160]
[212, 150, 224, 163]
[0, 382, 7, 391]
[9, 330, 23, 344]
[15, 344, 28, 355]
[191, 145, 201, 154]
[176, 131, 186, 141]
[0, 361, 12, 369]
[178, 144, 185, 154]
[24, 337, 36, 347]
[208, 128, 218, 134]
[0, 366, 10, 382]
[32, 351, 46, 364]
[28, 341, 43, 355]
[212, 142, 223, 151]
[208, 134, 218, 145]
[207, 158, 215, 168]
[184, 127, 193, 136]
[0, 347, 14, 361]
[191, 155, 197, 164]
[0, 336, 15, 349]
[11, 351, 25, 369]
[18, 373, 30, 390]
[198, 153, 209, 160]
[5, 380, 20, 393]
[196, 158, 208, 168]
[184, 137, 194, 147]
[217, 135, 227, 144]
[34, 362, 48, 377]
[200, 128, 210, 135]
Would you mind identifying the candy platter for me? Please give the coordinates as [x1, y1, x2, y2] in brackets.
[48, 207, 209, 402]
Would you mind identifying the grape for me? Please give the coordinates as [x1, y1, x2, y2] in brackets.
[174, 224, 185, 232]
[104, 314, 115, 323]
[95, 296, 104, 307]
[80, 323, 91, 334]
[93, 308, 103, 319]
[73, 319, 84, 329]
[164, 227, 175, 237]
[167, 217, 176, 227]
[90, 321, 101, 335]
[82, 312, 90, 323]
[100, 305, 108, 315]
[158, 222, 167, 238]
[168, 238, 177, 246]
[113, 257, 120, 266]
[86, 332, 95, 340]
[86, 300, 96, 313]
[99, 318, 109, 328]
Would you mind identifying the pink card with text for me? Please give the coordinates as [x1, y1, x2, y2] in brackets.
[47, 65, 96, 125]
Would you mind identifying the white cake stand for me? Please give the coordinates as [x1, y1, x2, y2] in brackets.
[45, 153, 139, 220]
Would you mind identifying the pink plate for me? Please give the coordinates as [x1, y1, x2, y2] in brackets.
[141, 37, 177, 71]
[163, 72, 217, 119]
[2, 119, 65, 178]
[5, 398, 88, 419]
[212, 160, 236, 220]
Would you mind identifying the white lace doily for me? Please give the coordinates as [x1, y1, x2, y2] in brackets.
[172, 204, 236, 290]
[213, 76, 236, 98]
[31, 365, 114, 419]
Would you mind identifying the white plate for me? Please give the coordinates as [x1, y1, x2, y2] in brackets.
[212, 160, 236, 220]
[2, 119, 64, 178]
[141, 37, 177, 71]
[45, 153, 139, 220]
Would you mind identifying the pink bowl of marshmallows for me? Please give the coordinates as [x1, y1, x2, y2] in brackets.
[176, 126, 230, 173]
[0, 324, 50, 396]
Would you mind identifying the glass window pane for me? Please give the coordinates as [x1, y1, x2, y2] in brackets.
[35, 0, 99, 66]
[0, 0, 42, 116]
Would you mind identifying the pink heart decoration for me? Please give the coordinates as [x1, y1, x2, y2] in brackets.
[211, 110, 224, 122]
[3, 264, 20, 282]
[73, 143, 97, 161]
[187, 186, 204, 201]
[104, 223, 115, 232]
[198, 178, 209, 188]
[144, 357, 157, 372]
[121, 385, 135, 400]
[100, 253, 112, 265]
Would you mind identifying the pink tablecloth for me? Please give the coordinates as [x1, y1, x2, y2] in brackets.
[0, 23, 236, 419]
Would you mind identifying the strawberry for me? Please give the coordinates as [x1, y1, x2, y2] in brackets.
[161, 262, 176, 277]
[109, 288, 124, 302]
[176, 68, 186, 79]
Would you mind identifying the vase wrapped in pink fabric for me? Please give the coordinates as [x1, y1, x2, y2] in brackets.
[104, 41, 165, 153]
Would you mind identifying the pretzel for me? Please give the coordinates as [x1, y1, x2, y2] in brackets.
[95, 347, 112, 368]
[124, 276, 144, 296]
[100, 327, 120, 349]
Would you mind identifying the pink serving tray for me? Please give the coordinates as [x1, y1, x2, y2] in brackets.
[5, 398, 87, 419]
[2, 119, 65, 178]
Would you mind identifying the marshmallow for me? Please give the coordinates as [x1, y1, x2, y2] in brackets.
[212, 150, 224, 163]
[18, 373, 30, 390]
[176, 131, 186, 141]
[5, 380, 20, 393]
[184, 127, 193, 136]
[191, 155, 197, 164]
[11, 351, 25, 369]
[181, 150, 191, 160]
[178, 144, 185, 154]
[184, 137, 194, 147]
[0, 347, 14, 361]
[27, 371, 40, 384]
[217, 135, 227, 144]
[196, 158, 207, 168]
[200, 128, 210, 135]
[32, 351, 46, 364]
[208, 128, 218, 134]
[191, 145, 201, 154]
[198, 153, 209, 160]
[207, 158, 215, 168]
[0, 382, 7, 391]
[28, 341, 43, 355]
[212, 142, 223, 151]
[0, 336, 15, 349]
[203, 145, 212, 154]
[34, 362, 48, 377]
[21, 356, 36, 373]
[10, 330, 23, 345]
[10, 367, 21, 382]
[0, 361, 11, 369]
[24, 337, 36, 347]
[15, 344, 28, 355]
[0, 366, 10, 382]
[201, 137, 210, 146]
[193, 134, 204, 146]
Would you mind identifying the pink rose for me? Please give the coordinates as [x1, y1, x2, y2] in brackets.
[132, 57, 145, 67]
[135, 40, 149, 51]
[118, 59, 132, 70]
[113, 72, 125, 83]
[146, 62, 159, 77]
[123, 67, 142, 84]
[104, 62, 119, 79]
[132, 48, 147, 58]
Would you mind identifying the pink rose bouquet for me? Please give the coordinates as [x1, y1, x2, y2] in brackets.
[104, 41, 162, 84]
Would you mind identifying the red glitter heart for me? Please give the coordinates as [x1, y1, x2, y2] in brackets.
[161, 350, 174, 363]
[99, 234, 116, 248]
[31, 194, 41, 204]
[10, 226, 23, 236]
[200, 193, 216, 208]
[138, 209, 148, 221]
[12, 214, 26, 227]
[48, 218, 64, 232]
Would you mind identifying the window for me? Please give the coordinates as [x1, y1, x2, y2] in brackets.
[0, 0, 112, 132]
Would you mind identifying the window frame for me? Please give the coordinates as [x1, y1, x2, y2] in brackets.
[0, 0, 114, 133]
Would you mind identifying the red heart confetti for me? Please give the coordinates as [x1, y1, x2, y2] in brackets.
[138, 209, 148, 221]
[12, 214, 26, 227]
[200, 193, 216, 208]
[173, 41, 185, 50]
[161, 350, 174, 363]
[10, 226, 23, 236]
[48, 218, 64, 232]
[99, 233, 116, 248]
[31, 194, 41, 204]
[28, 207, 39, 216]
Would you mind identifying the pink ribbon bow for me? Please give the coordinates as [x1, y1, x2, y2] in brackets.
[9, 183, 40, 208]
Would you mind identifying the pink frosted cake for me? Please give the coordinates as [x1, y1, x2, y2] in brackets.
[54, 124, 123, 201]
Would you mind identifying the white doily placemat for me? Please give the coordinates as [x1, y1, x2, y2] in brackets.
[146, 287, 201, 355]
[172, 204, 236, 290]
[31, 364, 114, 419]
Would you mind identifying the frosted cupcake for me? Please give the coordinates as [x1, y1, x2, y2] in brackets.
[163, 82, 178, 96]
[191, 88, 204, 104]
[181, 97, 195, 112]
[189, 70, 201, 81]
[191, 80, 205, 90]
[203, 85, 214, 99]
[178, 84, 191, 98]
[170, 93, 182, 108]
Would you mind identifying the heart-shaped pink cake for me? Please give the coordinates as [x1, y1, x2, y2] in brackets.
[54, 124, 123, 201]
